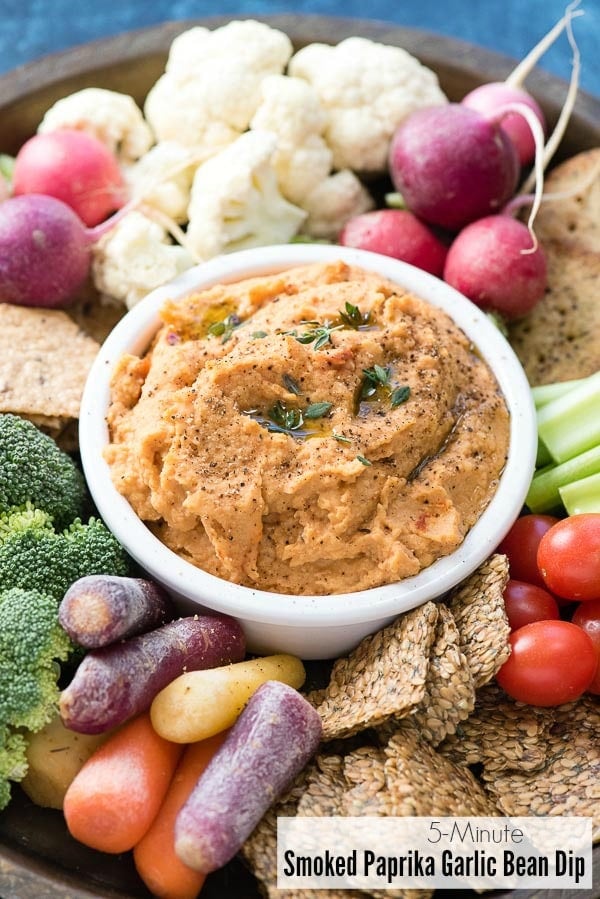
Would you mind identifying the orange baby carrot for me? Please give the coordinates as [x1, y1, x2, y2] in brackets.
[63, 712, 183, 854]
[133, 731, 229, 899]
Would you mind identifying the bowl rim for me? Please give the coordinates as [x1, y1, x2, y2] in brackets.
[79, 243, 537, 627]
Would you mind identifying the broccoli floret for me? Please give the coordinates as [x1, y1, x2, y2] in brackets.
[0, 588, 73, 809]
[0, 506, 131, 601]
[0, 727, 29, 811]
[0, 413, 87, 528]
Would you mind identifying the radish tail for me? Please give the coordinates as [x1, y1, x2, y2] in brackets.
[505, 1, 583, 89]
[520, 7, 581, 195]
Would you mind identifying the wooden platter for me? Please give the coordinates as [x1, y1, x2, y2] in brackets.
[0, 15, 598, 899]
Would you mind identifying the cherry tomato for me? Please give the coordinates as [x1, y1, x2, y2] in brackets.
[572, 599, 600, 695]
[496, 619, 597, 706]
[496, 514, 559, 588]
[502, 579, 559, 631]
[537, 513, 600, 601]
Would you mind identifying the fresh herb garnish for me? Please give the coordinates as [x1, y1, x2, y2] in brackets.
[207, 313, 241, 343]
[390, 385, 411, 407]
[357, 365, 411, 410]
[359, 364, 392, 400]
[339, 301, 371, 330]
[269, 401, 304, 433]
[286, 320, 344, 351]
[282, 373, 302, 395]
[247, 398, 333, 439]
[333, 432, 352, 444]
[305, 402, 333, 419]
[356, 455, 372, 466]
[252, 330, 268, 339]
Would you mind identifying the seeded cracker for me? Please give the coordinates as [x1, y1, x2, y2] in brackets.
[405, 602, 475, 745]
[313, 602, 439, 739]
[296, 753, 347, 817]
[483, 695, 600, 840]
[438, 682, 554, 773]
[0, 303, 99, 445]
[383, 724, 499, 817]
[241, 768, 310, 891]
[342, 746, 391, 816]
[445, 553, 510, 688]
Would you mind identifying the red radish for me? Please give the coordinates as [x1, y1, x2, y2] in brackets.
[462, 84, 545, 166]
[388, 105, 520, 232]
[0, 194, 92, 308]
[443, 214, 547, 320]
[12, 129, 126, 227]
[339, 209, 448, 276]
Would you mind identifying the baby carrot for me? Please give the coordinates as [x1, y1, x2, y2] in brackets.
[133, 732, 229, 899]
[63, 713, 183, 854]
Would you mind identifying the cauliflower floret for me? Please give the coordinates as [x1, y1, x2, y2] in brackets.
[38, 87, 153, 163]
[125, 141, 196, 224]
[186, 130, 306, 260]
[301, 170, 374, 239]
[250, 75, 333, 206]
[166, 21, 293, 83]
[92, 211, 194, 310]
[288, 36, 448, 173]
[144, 21, 293, 152]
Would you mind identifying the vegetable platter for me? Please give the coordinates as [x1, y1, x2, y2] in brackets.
[0, 12, 600, 899]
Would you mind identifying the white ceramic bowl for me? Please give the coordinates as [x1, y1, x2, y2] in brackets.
[79, 244, 537, 659]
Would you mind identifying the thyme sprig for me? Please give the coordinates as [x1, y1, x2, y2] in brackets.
[207, 313, 241, 343]
[358, 365, 411, 408]
[247, 398, 333, 439]
[339, 301, 371, 329]
[283, 319, 344, 351]
[359, 365, 392, 400]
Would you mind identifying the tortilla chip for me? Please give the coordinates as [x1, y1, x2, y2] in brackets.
[438, 682, 554, 773]
[0, 304, 99, 429]
[383, 724, 499, 817]
[445, 554, 510, 688]
[483, 695, 600, 840]
[314, 602, 439, 740]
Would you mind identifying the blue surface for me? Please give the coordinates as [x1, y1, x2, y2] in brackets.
[0, 0, 599, 97]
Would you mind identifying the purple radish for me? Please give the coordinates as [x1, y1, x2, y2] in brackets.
[0, 193, 132, 309]
[174, 680, 322, 873]
[339, 208, 449, 277]
[388, 104, 520, 232]
[59, 575, 175, 648]
[443, 214, 547, 319]
[0, 194, 93, 308]
[59, 614, 246, 734]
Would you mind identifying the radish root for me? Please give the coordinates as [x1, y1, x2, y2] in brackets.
[520, 4, 582, 194]
[504, 156, 600, 217]
[491, 102, 547, 251]
[505, 0, 583, 89]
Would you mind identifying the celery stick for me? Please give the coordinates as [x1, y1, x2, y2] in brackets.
[536, 438, 552, 468]
[559, 472, 600, 515]
[526, 443, 600, 512]
[537, 370, 600, 463]
[531, 378, 586, 409]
